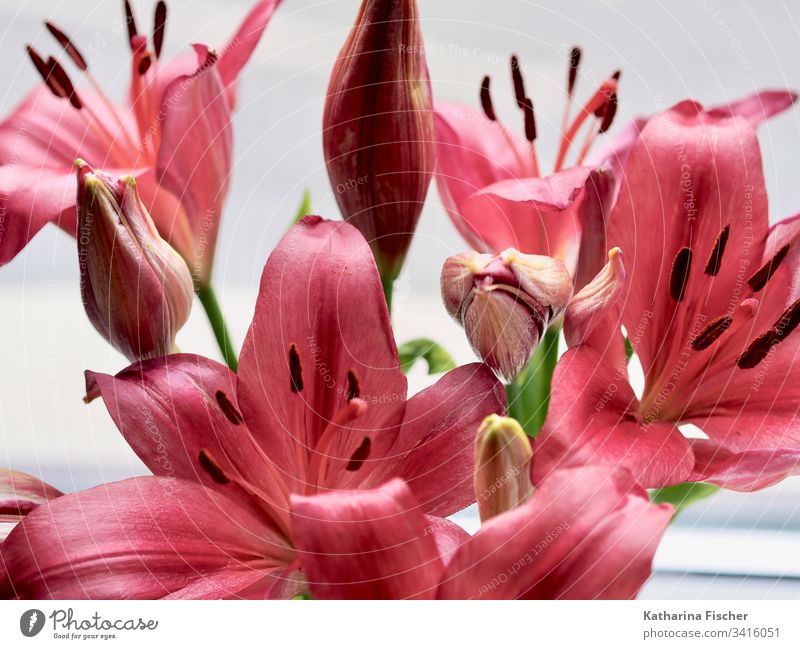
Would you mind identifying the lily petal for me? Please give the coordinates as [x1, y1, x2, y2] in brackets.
[0, 86, 137, 169]
[237, 217, 407, 491]
[609, 100, 771, 407]
[84, 354, 290, 516]
[157, 45, 233, 285]
[0, 477, 292, 599]
[433, 102, 530, 250]
[0, 468, 63, 515]
[705, 89, 797, 126]
[573, 169, 617, 291]
[459, 167, 589, 269]
[534, 346, 694, 488]
[0, 166, 77, 264]
[436, 466, 668, 599]
[217, 0, 282, 108]
[526, 479, 672, 599]
[290, 479, 442, 599]
[372, 363, 505, 517]
[564, 247, 627, 371]
[689, 439, 800, 491]
[0, 469, 63, 543]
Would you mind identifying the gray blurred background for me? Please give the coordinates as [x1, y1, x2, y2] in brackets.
[0, 0, 799, 597]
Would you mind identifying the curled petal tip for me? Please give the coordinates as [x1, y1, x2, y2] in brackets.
[564, 247, 626, 349]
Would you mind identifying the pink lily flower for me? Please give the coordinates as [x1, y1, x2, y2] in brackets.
[434, 46, 796, 289]
[434, 49, 626, 286]
[0, 0, 280, 286]
[536, 96, 800, 491]
[0, 469, 62, 543]
[290, 465, 672, 599]
[1, 217, 503, 599]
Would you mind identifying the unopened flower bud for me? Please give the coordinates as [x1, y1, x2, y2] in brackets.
[76, 160, 194, 361]
[474, 414, 533, 522]
[323, 0, 434, 282]
[441, 249, 573, 381]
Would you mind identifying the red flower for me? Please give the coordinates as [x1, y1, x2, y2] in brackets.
[0, 1, 280, 286]
[291, 466, 671, 599]
[537, 96, 800, 491]
[1, 218, 504, 599]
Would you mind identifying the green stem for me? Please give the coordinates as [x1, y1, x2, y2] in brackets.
[381, 274, 394, 315]
[197, 284, 239, 372]
[506, 328, 560, 437]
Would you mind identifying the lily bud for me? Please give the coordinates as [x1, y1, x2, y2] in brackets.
[441, 248, 573, 381]
[323, 0, 434, 282]
[474, 414, 533, 522]
[76, 160, 194, 361]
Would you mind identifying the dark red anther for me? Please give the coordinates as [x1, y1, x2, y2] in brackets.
[510, 55, 526, 108]
[773, 298, 800, 342]
[124, 0, 138, 48]
[345, 437, 371, 471]
[198, 449, 230, 485]
[46, 56, 82, 109]
[153, 1, 167, 59]
[289, 344, 304, 393]
[45, 21, 88, 71]
[215, 390, 243, 425]
[522, 97, 537, 142]
[737, 330, 778, 369]
[704, 224, 730, 276]
[346, 369, 360, 402]
[747, 243, 790, 292]
[26, 45, 65, 99]
[568, 46, 581, 95]
[737, 299, 800, 369]
[480, 75, 496, 122]
[598, 92, 617, 133]
[611, 69, 621, 81]
[137, 53, 152, 75]
[669, 247, 692, 302]
[691, 314, 733, 351]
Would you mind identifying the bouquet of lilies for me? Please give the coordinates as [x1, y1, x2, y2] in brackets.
[1, 0, 798, 600]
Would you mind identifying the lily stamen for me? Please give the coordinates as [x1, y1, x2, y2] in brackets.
[308, 398, 368, 489]
[560, 46, 581, 137]
[554, 75, 618, 171]
[153, 1, 168, 59]
[479, 75, 533, 176]
[124, 0, 139, 51]
[44, 20, 141, 154]
[509, 55, 540, 177]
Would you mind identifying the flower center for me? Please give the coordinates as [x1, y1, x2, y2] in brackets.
[640, 220, 799, 419]
[27, 1, 173, 165]
[478, 49, 620, 177]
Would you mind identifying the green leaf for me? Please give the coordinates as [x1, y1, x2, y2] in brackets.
[506, 328, 560, 438]
[625, 336, 634, 362]
[291, 593, 312, 600]
[650, 482, 719, 517]
[292, 189, 312, 225]
[398, 338, 456, 374]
